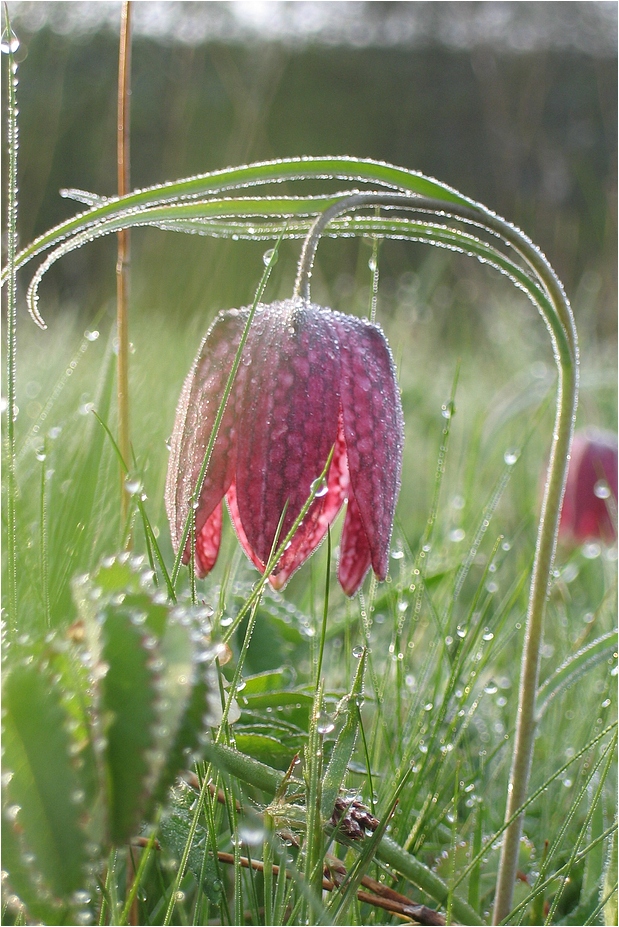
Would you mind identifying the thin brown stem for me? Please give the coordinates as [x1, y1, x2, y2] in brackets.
[116, 0, 132, 532]
[215, 851, 446, 925]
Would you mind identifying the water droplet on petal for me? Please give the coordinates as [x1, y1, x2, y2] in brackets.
[582, 541, 601, 559]
[594, 480, 611, 499]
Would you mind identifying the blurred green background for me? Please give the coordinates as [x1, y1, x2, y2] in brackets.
[5, 1, 618, 585]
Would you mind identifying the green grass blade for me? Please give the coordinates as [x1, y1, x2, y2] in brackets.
[536, 631, 617, 720]
[321, 650, 366, 820]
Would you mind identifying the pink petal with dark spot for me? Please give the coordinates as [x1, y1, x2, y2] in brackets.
[165, 309, 248, 564]
[333, 312, 404, 580]
[226, 481, 265, 574]
[195, 502, 223, 577]
[235, 300, 342, 566]
[269, 419, 350, 588]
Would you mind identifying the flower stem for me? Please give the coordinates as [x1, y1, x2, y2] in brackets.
[116, 0, 132, 533]
[296, 191, 578, 923]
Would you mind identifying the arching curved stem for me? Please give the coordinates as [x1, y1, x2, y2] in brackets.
[296, 191, 578, 924]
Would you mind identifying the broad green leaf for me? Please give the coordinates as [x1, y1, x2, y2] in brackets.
[1, 811, 72, 926]
[148, 666, 217, 810]
[158, 801, 223, 904]
[2, 663, 88, 900]
[235, 732, 299, 770]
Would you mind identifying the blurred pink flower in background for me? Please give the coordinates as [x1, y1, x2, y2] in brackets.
[559, 428, 618, 544]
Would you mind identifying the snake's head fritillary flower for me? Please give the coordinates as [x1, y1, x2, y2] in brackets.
[166, 298, 404, 595]
[559, 428, 618, 544]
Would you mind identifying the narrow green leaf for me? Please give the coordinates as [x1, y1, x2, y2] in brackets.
[321, 650, 367, 820]
[603, 829, 618, 927]
[536, 631, 617, 720]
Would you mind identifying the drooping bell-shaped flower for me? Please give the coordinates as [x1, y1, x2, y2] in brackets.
[166, 298, 404, 595]
[559, 428, 617, 544]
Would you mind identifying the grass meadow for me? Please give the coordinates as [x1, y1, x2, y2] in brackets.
[2, 5, 617, 926]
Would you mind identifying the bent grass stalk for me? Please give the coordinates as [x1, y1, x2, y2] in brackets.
[294, 190, 578, 922]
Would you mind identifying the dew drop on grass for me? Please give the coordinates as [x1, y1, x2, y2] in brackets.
[1, 29, 20, 54]
[482, 629, 494, 641]
[238, 820, 265, 846]
[5, 805, 20, 821]
[504, 449, 519, 466]
[71, 890, 91, 906]
[484, 681, 498, 694]
[391, 549, 404, 560]
[352, 645, 364, 658]
[441, 402, 454, 420]
[310, 476, 329, 498]
[84, 329, 100, 342]
[124, 477, 143, 495]
[449, 528, 465, 543]
[263, 248, 278, 266]
[316, 712, 335, 734]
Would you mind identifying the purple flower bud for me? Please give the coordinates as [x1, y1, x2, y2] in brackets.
[559, 428, 618, 544]
[166, 299, 404, 596]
